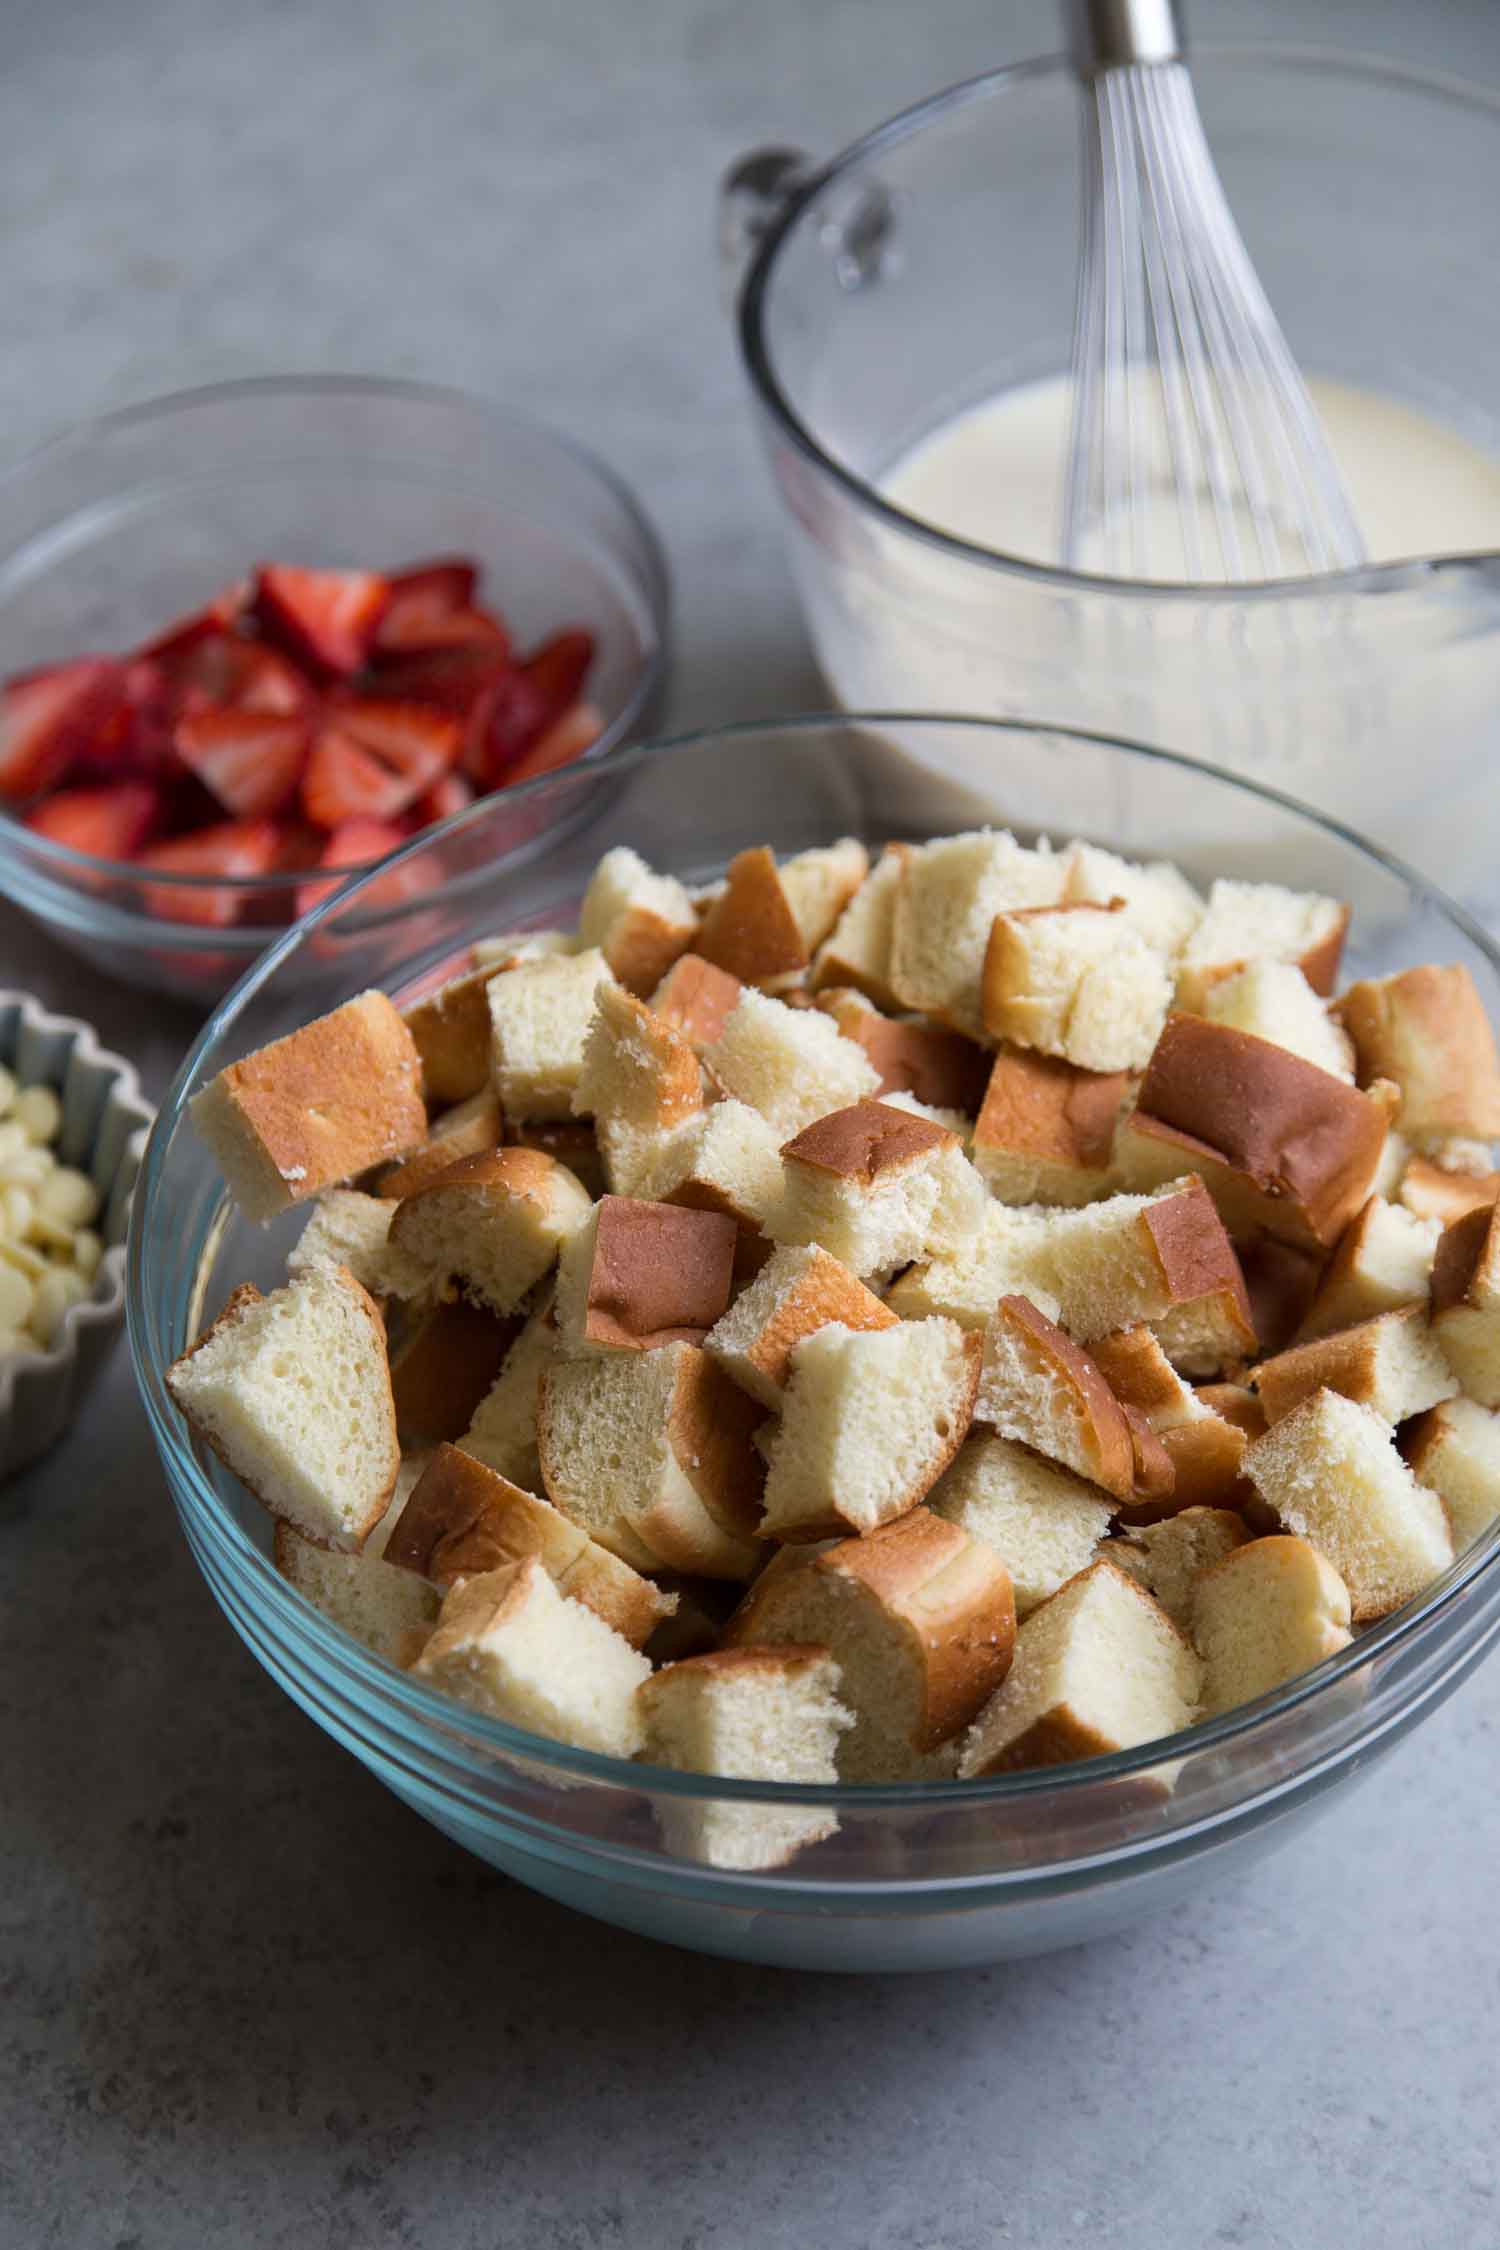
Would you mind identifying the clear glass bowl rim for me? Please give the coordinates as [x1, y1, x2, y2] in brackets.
[0, 372, 672, 896]
[127, 709, 1500, 1811]
[736, 40, 1500, 600]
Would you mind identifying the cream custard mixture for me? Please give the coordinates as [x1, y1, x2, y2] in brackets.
[883, 374, 1500, 573]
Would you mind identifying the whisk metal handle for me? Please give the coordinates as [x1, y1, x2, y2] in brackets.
[1064, 0, 1184, 73]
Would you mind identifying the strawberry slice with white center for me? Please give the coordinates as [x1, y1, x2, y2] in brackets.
[0, 658, 130, 800]
[253, 565, 390, 677]
[372, 559, 487, 655]
[175, 707, 310, 817]
[25, 781, 162, 860]
[301, 700, 460, 828]
[137, 816, 286, 926]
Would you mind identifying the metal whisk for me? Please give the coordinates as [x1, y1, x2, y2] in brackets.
[1060, 0, 1365, 581]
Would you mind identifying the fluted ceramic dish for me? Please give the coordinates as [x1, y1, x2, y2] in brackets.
[128, 716, 1500, 1971]
[0, 992, 154, 1482]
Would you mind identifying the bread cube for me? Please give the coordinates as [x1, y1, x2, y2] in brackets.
[1111, 1507, 1249, 1630]
[389, 1295, 521, 1443]
[704, 988, 880, 1138]
[706, 1242, 895, 1408]
[402, 963, 505, 1104]
[554, 1196, 738, 1355]
[273, 1520, 439, 1666]
[885, 1199, 1061, 1328]
[809, 843, 909, 1009]
[1115, 1014, 1392, 1251]
[889, 829, 1067, 1038]
[1089, 1325, 1251, 1512]
[927, 1432, 1116, 1616]
[773, 1099, 987, 1277]
[1335, 963, 1500, 1149]
[189, 989, 427, 1222]
[692, 845, 812, 988]
[1242, 1387, 1454, 1620]
[1032, 1176, 1252, 1360]
[412, 1557, 651, 1755]
[539, 1341, 765, 1578]
[459, 1304, 558, 1489]
[384, 1442, 674, 1645]
[1403, 1394, 1500, 1549]
[1430, 1201, 1500, 1406]
[760, 1317, 980, 1540]
[1062, 843, 1204, 955]
[571, 981, 705, 1194]
[1191, 1536, 1352, 1715]
[959, 1558, 1202, 1776]
[725, 1511, 1016, 1780]
[1198, 959, 1355, 1081]
[640, 1646, 853, 1870]
[287, 1189, 437, 1302]
[981, 903, 1173, 1072]
[813, 989, 989, 1115]
[575, 845, 698, 996]
[649, 954, 744, 1051]
[487, 947, 619, 1121]
[976, 1295, 1137, 1501]
[388, 1147, 590, 1317]
[166, 1266, 399, 1550]
[1174, 878, 1349, 1011]
[470, 928, 575, 971]
[1254, 1303, 1456, 1428]
[376, 1088, 505, 1198]
[645, 1099, 787, 1238]
[971, 1047, 1124, 1207]
[1297, 1195, 1440, 1343]
[1399, 1154, 1500, 1228]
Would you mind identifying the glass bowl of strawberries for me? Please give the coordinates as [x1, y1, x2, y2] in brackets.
[0, 377, 669, 1004]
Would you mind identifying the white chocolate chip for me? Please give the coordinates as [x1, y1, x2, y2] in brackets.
[28, 1212, 75, 1256]
[38, 1167, 99, 1229]
[72, 1229, 103, 1278]
[13, 1085, 62, 1145]
[0, 1238, 46, 1281]
[29, 1266, 87, 1345]
[0, 1064, 15, 1116]
[0, 1121, 27, 1164]
[0, 1185, 34, 1241]
[0, 1264, 32, 1331]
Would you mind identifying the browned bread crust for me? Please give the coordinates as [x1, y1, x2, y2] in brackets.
[649, 954, 746, 1049]
[780, 1098, 953, 1182]
[571, 1197, 739, 1350]
[814, 992, 990, 1114]
[694, 847, 810, 986]
[985, 1295, 1140, 1503]
[1335, 963, 1500, 1142]
[973, 1046, 1123, 1181]
[402, 964, 503, 1104]
[1399, 1157, 1500, 1227]
[388, 1296, 523, 1442]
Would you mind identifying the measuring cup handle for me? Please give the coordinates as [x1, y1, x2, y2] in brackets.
[717, 146, 894, 307]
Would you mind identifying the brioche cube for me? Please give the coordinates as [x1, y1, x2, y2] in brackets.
[889, 829, 1065, 1038]
[384, 1443, 674, 1645]
[1174, 879, 1349, 1011]
[1335, 963, 1500, 1149]
[1062, 843, 1204, 955]
[554, 1196, 738, 1355]
[389, 1295, 522, 1443]
[959, 1558, 1202, 1777]
[885, 1199, 1061, 1328]
[779, 839, 870, 948]
[1242, 1388, 1454, 1620]
[575, 845, 698, 996]
[706, 1242, 896, 1408]
[412, 1557, 650, 1755]
[724, 1511, 1016, 1780]
[166, 1266, 399, 1550]
[981, 903, 1173, 1073]
[273, 1519, 440, 1666]
[1399, 1154, 1500, 1228]
[1191, 1536, 1353, 1715]
[640, 1647, 853, 1871]
[539, 1340, 764, 1578]
[704, 988, 879, 1139]
[813, 989, 989, 1116]
[572, 981, 705, 1194]
[377, 1088, 505, 1197]
[1089, 1325, 1250, 1511]
[1033, 1176, 1252, 1359]
[1430, 1202, 1500, 1406]
[402, 963, 505, 1104]
[459, 1305, 558, 1489]
[1403, 1395, 1500, 1550]
[692, 845, 811, 988]
[976, 1295, 1136, 1501]
[928, 1433, 1116, 1616]
[1297, 1196, 1440, 1344]
[971, 1047, 1124, 1207]
[810, 843, 908, 1009]
[1115, 1014, 1392, 1252]
[760, 1317, 980, 1540]
[773, 1100, 986, 1278]
[189, 990, 427, 1222]
[1111, 1507, 1250, 1631]
[649, 954, 744, 1051]
[487, 947, 619, 1121]
[1198, 960, 1355, 1081]
[287, 1189, 436, 1302]
[470, 928, 575, 971]
[388, 1147, 590, 1316]
[1254, 1304, 1456, 1428]
[644, 1099, 786, 1236]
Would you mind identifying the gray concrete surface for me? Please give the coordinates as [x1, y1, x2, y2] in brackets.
[3, 3, 1499, 2244]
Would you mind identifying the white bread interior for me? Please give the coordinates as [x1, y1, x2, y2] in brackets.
[487, 947, 619, 1121]
[458, 1303, 558, 1490]
[575, 845, 698, 996]
[927, 1432, 1116, 1616]
[889, 829, 1065, 1037]
[1191, 1535, 1352, 1716]
[1174, 878, 1348, 1011]
[287, 1188, 437, 1303]
[1404, 1394, 1500, 1551]
[1199, 959, 1355, 1081]
[704, 987, 880, 1139]
[1296, 1195, 1440, 1343]
[982, 903, 1173, 1072]
[706, 1241, 896, 1409]
[1111, 1506, 1249, 1631]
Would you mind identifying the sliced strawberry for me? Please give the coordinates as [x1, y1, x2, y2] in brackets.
[138, 579, 251, 664]
[138, 816, 285, 926]
[0, 658, 130, 800]
[372, 559, 486, 655]
[523, 627, 595, 714]
[338, 699, 459, 777]
[371, 641, 512, 732]
[294, 816, 409, 917]
[25, 781, 162, 860]
[503, 699, 602, 787]
[253, 565, 390, 678]
[154, 628, 312, 722]
[301, 698, 460, 831]
[300, 732, 411, 829]
[409, 770, 474, 828]
[468, 629, 596, 788]
[175, 707, 310, 817]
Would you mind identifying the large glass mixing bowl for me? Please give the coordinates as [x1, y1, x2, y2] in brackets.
[728, 49, 1500, 919]
[129, 715, 1500, 1973]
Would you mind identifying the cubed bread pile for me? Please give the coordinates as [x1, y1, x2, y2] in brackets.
[165, 827, 1500, 1872]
